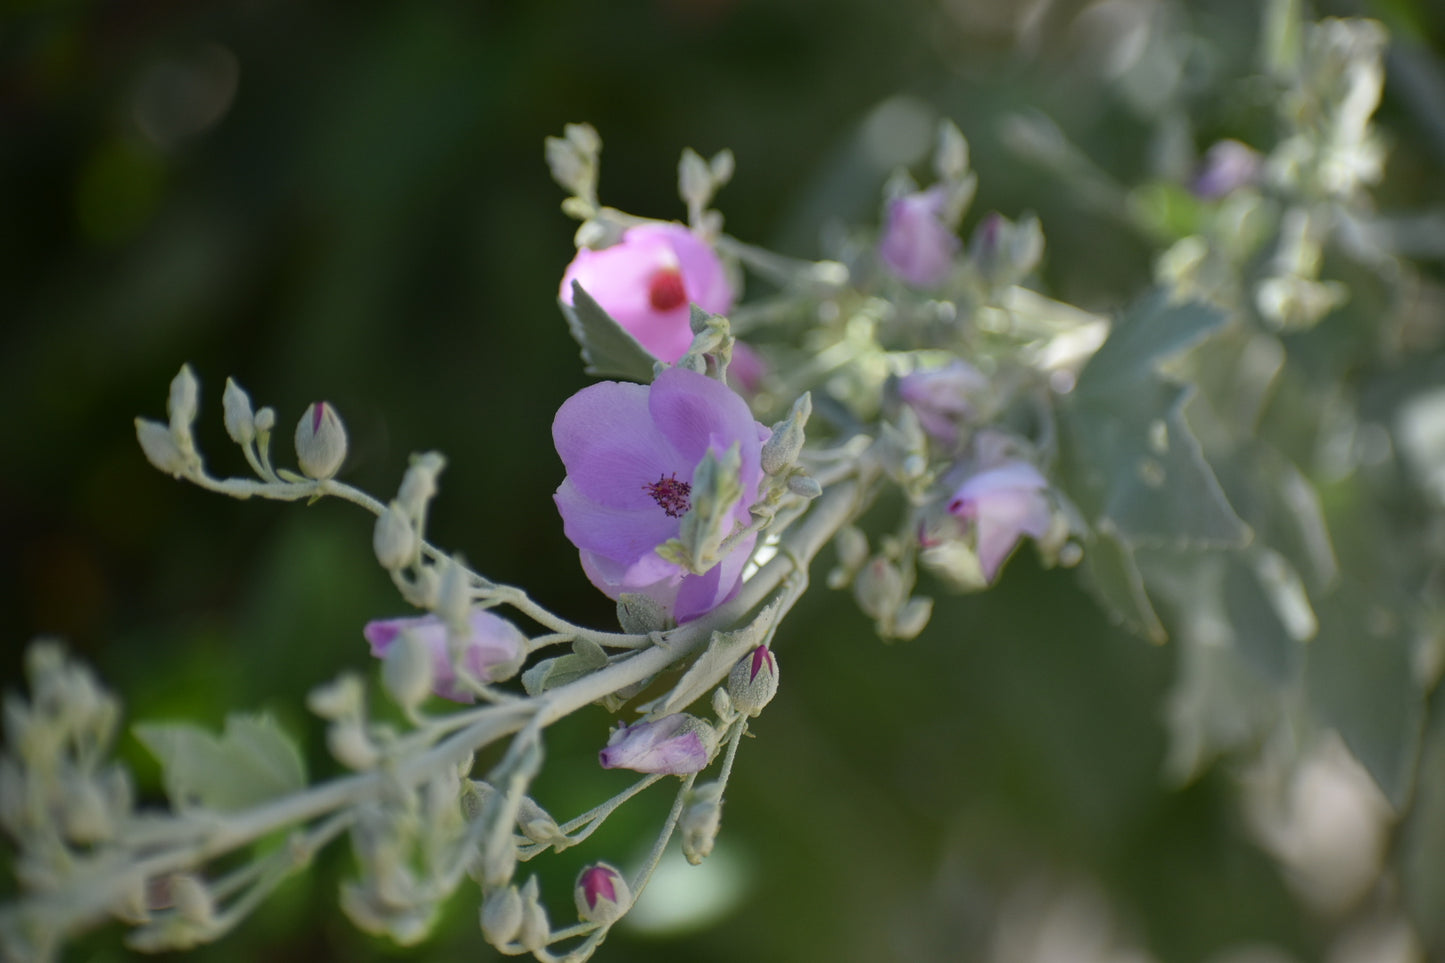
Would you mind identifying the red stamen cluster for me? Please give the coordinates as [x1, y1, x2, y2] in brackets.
[648, 267, 687, 311]
[645, 472, 692, 518]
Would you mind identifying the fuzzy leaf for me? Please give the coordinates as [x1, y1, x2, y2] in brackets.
[1305, 585, 1424, 809]
[134, 714, 305, 813]
[560, 282, 657, 382]
[1075, 290, 1229, 395]
[521, 638, 609, 697]
[1077, 529, 1165, 643]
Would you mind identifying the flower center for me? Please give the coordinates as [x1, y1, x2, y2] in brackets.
[644, 472, 692, 518]
[648, 268, 687, 311]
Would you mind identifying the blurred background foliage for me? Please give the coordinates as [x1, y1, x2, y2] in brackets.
[4, 0, 1445, 960]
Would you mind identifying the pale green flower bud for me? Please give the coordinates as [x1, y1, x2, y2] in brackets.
[890, 596, 934, 641]
[254, 406, 276, 433]
[327, 719, 379, 770]
[727, 645, 779, 718]
[294, 401, 347, 479]
[61, 773, 112, 843]
[761, 392, 811, 476]
[680, 781, 724, 866]
[166, 364, 199, 437]
[480, 885, 523, 947]
[516, 796, 566, 847]
[518, 880, 550, 952]
[853, 557, 905, 623]
[381, 630, 433, 711]
[307, 673, 364, 720]
[397, 452, 446, 518]
[135, 418, 190, 477]
[221, 378, 255, 446]
[373, 502, 416, 571]
[787, 473, 822, 499]
[169, 874, 215, 928]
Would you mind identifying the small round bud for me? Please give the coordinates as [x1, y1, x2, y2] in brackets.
[169, 874, 215, 927]
[727, 645, 779, 717]
[787, 472, 822, 499]
[61, 773, 113, 843]
[380, 630, 434, 711]
[294, 401, 348, 479]
[853, 557, 905, 622]
[167, 364, 200, 436]
[480, 885, 523, 947]
[373, 503, 416, 571]
[327, 719, 379, 770]
[890, 596, 933, 641]
[221, 378, 256, 446]
[307, 673, 364, 720]
[834, 525, 868, 572]
[680, 781, 723, 865]
[397, 452, 446, 517]
[574, 863, 631, 926]
[711, 686, 734, 721]
[135, 418, 190, 477]
[516, 796, 565, 846]
[254, 406, 276, 433]
[518, 888, 550, 952]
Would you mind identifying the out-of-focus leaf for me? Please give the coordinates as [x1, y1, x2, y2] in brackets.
[1074, 290, 1229, 396]
[1078, 528, 1165, 643]
[1304, 586, 1424, 809]
[521, 638, 609, 697]
[1064, 380, 1250, 548]
[1127, 182, 1206, 242]
[1399, 700, 1445, 955]
[1163, 630, 1277, 784]
[134, 714, 306, 813]
[559, 282, 657, 382]
[1222, 554, 1301, 685]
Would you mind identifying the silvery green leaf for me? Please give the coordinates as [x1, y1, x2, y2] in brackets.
[560, 282, 657, 382]
[1074, 291, 1229, 397]
[520, 639, 609, 697]
[678, 147, 711, 212]
[1077, 529, 1165, 643]
[134, 714, 306, 813]
[1305, 585, 1424, 809]
[1399, 709, 1445, 952]
[1064, 381, 1250, 548]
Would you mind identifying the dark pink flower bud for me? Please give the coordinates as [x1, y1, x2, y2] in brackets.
[896, 360, 990, 447]
[574, 862, 631, 926]
[727, 645, 779, 717]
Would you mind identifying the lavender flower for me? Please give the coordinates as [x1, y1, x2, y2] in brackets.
[363, 610, 526, 703]
[599, 713, 716, 775]
[560, 222, 733, 363]
[879, 186, 960, 288]
[946, 461, 1052, 582]
[897, 360, 990, 447]
[552, 366, 766, 623]
[1191, 139, 1261, 200]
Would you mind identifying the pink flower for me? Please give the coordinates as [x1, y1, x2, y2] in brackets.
[946, 461, 1052, 582]
[560, 223, 734, 363]
[897, 360, 989, 447]
[598, 714, 715, 775]
[363, 610, 526, 703]
[552, 366, 767, 623]
[1191, 139, 1261, 200]
[879, 186, 960, 288]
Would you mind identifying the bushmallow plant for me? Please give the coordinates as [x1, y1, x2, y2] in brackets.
[6, 12, 1443, 961]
